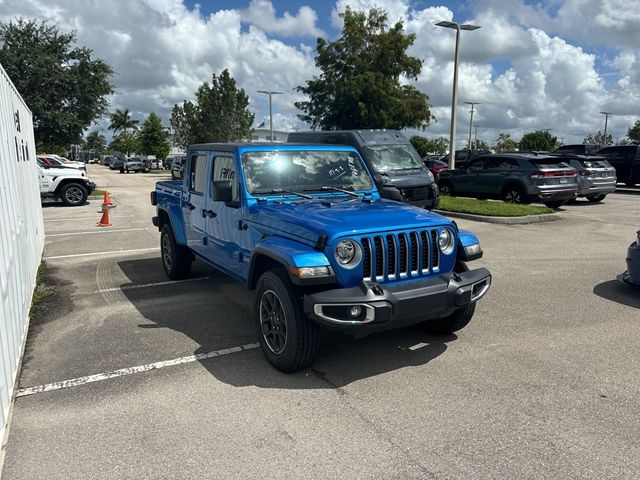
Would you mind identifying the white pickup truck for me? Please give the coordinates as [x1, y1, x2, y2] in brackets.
[37, 158, 96, 206]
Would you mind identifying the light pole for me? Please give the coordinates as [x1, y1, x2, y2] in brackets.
[436, 20, 481, 169]
[257, 90, 283, 142]
[464, 101, 480, 150]
[600, 112, 612, 147]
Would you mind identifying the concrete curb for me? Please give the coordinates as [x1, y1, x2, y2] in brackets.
[434, 209, 562, 224]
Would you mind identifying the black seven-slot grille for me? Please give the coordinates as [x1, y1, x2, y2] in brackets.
[361, 229, 441, 282]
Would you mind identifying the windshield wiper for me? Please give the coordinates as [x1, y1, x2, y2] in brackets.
[254, 188, 312, 199]
[305, 186, 360, 198]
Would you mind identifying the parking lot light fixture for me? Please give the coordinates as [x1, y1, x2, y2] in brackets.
[436, 21, 481, 170]
[600, 112, 612, 147]
[257, 90, 283, 142]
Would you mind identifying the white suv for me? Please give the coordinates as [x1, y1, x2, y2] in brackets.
[37, 158, 96, 206]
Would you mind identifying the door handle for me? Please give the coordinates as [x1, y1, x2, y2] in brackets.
[187, 202, 196, 211]
[202, 209, 217, 218]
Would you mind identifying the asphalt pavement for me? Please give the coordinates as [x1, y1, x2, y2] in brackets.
[1, 165, 639, 479]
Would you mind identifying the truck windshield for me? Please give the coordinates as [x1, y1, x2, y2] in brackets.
[362, 144, 423, 172]
[242, 150, 374, 195]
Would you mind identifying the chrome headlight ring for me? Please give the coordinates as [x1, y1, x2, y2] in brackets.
[438, 228, 455, 255]
[334, 239, 362, 269]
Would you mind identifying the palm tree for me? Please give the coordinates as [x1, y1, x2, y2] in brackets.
[85, 130, 106, 156]
[108, 108, 139, 133]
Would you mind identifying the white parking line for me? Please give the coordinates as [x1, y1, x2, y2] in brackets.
[44, 215, 135, 222]
[47, 228, 147, 237]
[82, 276, 211, 295]
[16, 343, 260, 398]
[44, 247, 160, 260]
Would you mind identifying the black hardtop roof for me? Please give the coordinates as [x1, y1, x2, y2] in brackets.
[288, 129, 408, 146]
[188, 142, 361, 151]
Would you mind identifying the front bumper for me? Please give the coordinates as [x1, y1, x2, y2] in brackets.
[87, 181, 97, 194]
[304, 267, 491, 330]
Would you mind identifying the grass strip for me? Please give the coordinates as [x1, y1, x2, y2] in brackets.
[438, 196, 554, 217]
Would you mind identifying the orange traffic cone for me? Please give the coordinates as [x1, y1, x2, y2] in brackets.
[103, 191, 113, 207]
[97, 206, 112, 227]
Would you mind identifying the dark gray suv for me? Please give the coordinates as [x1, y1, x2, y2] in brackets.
[437, 153, 579, 208]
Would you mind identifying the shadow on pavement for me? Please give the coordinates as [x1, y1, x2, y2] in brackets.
[118, 257, 454, 388]
[593, 280, 640, 309]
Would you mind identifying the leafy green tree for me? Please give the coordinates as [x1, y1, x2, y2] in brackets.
[0, 19, 113, 150]
[409, 136, 448, 156]
[627, 120, 640, 144]
[109, 131, 139, 157]
[84, 130, 106, 157]
[519, 130, 558, 151]
[295, 8, 431, 130]
[465, 139, 490, 150]
[494, 133, 519, 152]
[139, 112, 170, 159]
[109, 108, 139, 133]
[170, 69, 254, 149]
[583, 131, 612, 146]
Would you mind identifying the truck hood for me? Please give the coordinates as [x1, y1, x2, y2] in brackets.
[248, 197, 451, 244]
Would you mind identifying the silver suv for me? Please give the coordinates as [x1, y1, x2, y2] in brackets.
[437, 153, 579, 208]
[554, 155, 616, 202]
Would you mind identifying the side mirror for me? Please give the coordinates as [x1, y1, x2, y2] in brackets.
[211, 180, 233, 203]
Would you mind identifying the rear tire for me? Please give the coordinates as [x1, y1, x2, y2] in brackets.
[59, 183, 88, 206]
[503, 185, 527, 204]
[422, 262, 476, 335]
[254, 270, 319, 372]
[586, 194, 607, 203]
[160, 224, 191, 280]
[544, 200, 566, 209]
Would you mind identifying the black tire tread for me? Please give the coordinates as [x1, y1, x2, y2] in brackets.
[255, 270, 319, 372]
[161, 224, 191, 280]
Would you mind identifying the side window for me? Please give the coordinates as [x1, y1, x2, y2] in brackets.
[467, 159, 485, 171]
[212, 156, 239, 202]
[189, 154, 208, 194]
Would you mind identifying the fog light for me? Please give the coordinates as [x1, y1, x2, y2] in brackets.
[349, 306, 362, 318]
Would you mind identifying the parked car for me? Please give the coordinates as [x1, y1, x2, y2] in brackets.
[122, 157, 149, 173]
[437, 153, 578, 208]
[618, 229, 640, 287]
[423, 157, 448, 179]
[550, 153, 616, 202]
[102, 155, 115, 166]
[151, 143, 491, 372]
[554, 144, 602, 156]
[110, 157, 125, 170]
[287, 130, 439, 209]
[162, 156, 174, 169]
[37, 155, 86, 171]
[37, 158, 96, 206]
[170, 155, 187, 180]
[596, 145, 640, 186]
[451, 149, 492, 169]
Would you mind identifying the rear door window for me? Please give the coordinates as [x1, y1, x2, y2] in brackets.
[189, 154, 208, 194]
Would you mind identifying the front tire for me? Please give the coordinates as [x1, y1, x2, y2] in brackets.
[422, 262, 476, 335]
[160, 224, 191, 280]
[59, 183, 88, 206]
[439, 181, 454, 196]
[254, 270, 319, 372]
[586, 194, 607, 203]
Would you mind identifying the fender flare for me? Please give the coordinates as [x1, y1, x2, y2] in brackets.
[157, 205, 188, 245]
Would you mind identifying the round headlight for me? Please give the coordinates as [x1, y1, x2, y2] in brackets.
[438, 229, 455, 255]
[334, 239, 362, 268]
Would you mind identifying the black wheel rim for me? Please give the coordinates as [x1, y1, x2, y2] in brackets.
[65, 187, 83, 204]
[161, 233, 173, 271]
[259, 290, 287, 354]
[505, 190, 520, 203]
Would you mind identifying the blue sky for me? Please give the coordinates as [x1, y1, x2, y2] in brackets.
[1, 0, 638, 145]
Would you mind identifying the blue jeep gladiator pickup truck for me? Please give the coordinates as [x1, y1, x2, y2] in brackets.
[151, 143, 491, 372]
